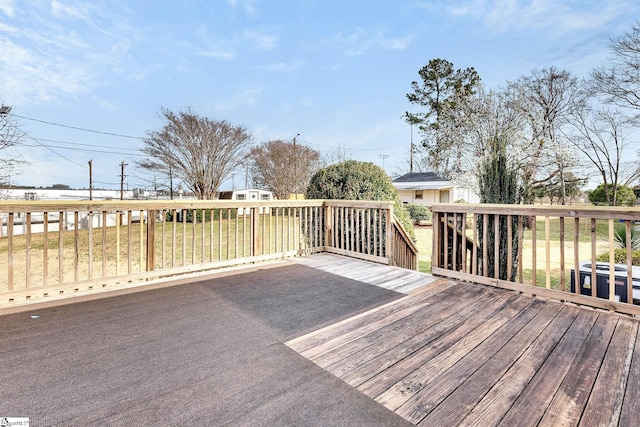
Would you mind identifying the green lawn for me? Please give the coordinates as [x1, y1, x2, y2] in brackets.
[414, 226, 432, 274]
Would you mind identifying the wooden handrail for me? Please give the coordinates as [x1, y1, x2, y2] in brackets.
[431, 203, 640, 316]
[0, 199, 418, 307]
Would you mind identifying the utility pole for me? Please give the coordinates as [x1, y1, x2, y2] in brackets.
[119, 161, 128, 200]
[88, 159, 93, 200]
[379, 154, 389, 171]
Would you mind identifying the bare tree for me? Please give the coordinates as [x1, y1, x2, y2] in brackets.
[562, 101, 639, 206]
[424, 87, 526, 194]
[137, 108, 252, 200]
[591, 21, 640, 112]
[506, 67, 582, 204]
[249, 139, 323, 199]
[0, 104, 26, 189]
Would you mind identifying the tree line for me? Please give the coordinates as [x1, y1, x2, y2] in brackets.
[405, 22, 640, 206]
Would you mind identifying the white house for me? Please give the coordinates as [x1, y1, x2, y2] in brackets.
[392, 172, 479, 207]
[217, 188, 274, 202]
[217, 188, 274, 215]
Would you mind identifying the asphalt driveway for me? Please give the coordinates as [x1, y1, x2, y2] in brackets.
[0, 263, 412, 426]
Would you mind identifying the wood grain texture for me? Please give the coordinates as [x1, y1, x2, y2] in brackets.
[287, 275, 640, 427]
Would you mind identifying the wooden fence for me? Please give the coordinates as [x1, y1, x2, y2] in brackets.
[431, 203, 640, 316]
[0, 199, 417, 306]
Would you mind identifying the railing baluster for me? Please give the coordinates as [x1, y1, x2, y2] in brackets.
[7, 212, 14, 290]
[88, 211, 93, 280]
[161, 209, 166, 269]
[573, 217, 580, 295]
[210, 209, 215, 262]
[531, 215, 536, 286]
[590, 218, 596, 298]
[116, 210, 121, 275]
[172, 209, 177, 268]
[74, 212, 79, 281]
[507, 215, 512, 280]
[182, 210, 187, 266]
[43, 212, 49, 287]
[102, 211, 107, 278]
[139, 210, 144, 272]
[493, 214, 499, 279]
[626, 220, 633, 304]
[545, 215, 550, 289]
[559, 217, 565, 291]
[471, 213, 477, 276]
[191, 209, 197, 265]
[482, 213, 488, 277]
[608, 219, 615, 301]
[201, 209, 205, 263]
[235, 210, 240, 258]
[58, 211, 64, 284]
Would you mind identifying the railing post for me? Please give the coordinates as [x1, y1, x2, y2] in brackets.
[432, 211, 440, 270]
[251, 207, 261, 256]
[146, 209, 156, 271]
[385, 204, 393, 265]
[324, 202, 333, 251]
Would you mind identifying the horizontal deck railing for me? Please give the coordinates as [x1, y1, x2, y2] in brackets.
[0, 199, 417, 306]
[431, 203, 640, 316]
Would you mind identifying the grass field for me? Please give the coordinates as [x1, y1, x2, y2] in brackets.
[0, 216, 618, 290]
[413, 218, 614, 288]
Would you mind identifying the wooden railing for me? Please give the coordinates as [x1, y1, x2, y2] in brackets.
[0, 199, 417, 306]
[431, 203, 640, 316]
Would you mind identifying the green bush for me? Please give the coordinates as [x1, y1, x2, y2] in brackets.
[588, 183, 637, 206]
[405, 204, 432, 224]
[306, 160, 415, 242]
[596, 249, 640, 265]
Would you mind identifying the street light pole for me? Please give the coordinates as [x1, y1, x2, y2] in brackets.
[379, 154, 389, 171]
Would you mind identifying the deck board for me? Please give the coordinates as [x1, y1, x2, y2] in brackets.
[285, 257, 640, 426]
[291, 253, 438, 294]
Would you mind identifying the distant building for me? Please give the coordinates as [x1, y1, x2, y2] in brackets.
[392, 172, 479, 207]
[217, 188, 274, 215]
[217, 188, 274, 202]
[0, 188, 141, 200]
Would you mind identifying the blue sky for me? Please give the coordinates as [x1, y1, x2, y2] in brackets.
[1, 0, 639, 190]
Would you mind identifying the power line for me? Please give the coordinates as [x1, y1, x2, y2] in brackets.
[14, 114, 144, 140]
[22, 140, 145, 157]
[32, 137, 142, 153]
[24, 134, 88, 169]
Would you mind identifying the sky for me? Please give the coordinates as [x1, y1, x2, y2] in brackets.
[1, 0, 639, 191]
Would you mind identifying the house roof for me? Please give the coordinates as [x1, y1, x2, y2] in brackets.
[392, 172, 452, 190]
[392, 172, 449, 183]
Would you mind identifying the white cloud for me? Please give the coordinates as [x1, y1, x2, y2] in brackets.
[260, 60, 304, 72]
[197, 47, 236, 61]
[50, 0, 91, 21]
[433, 0, 630, 35]
[212, 87, 262, 111]
[0, 1, 139, 105]
[227, 0, 259, 15]
[0, 0, 16, 17]
[243, 30, 279, 50]
[331, 28, 413, 56]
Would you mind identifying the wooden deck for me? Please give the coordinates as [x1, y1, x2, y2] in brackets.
[286, 259, 640, 426]
[292, 253, 440, 294]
